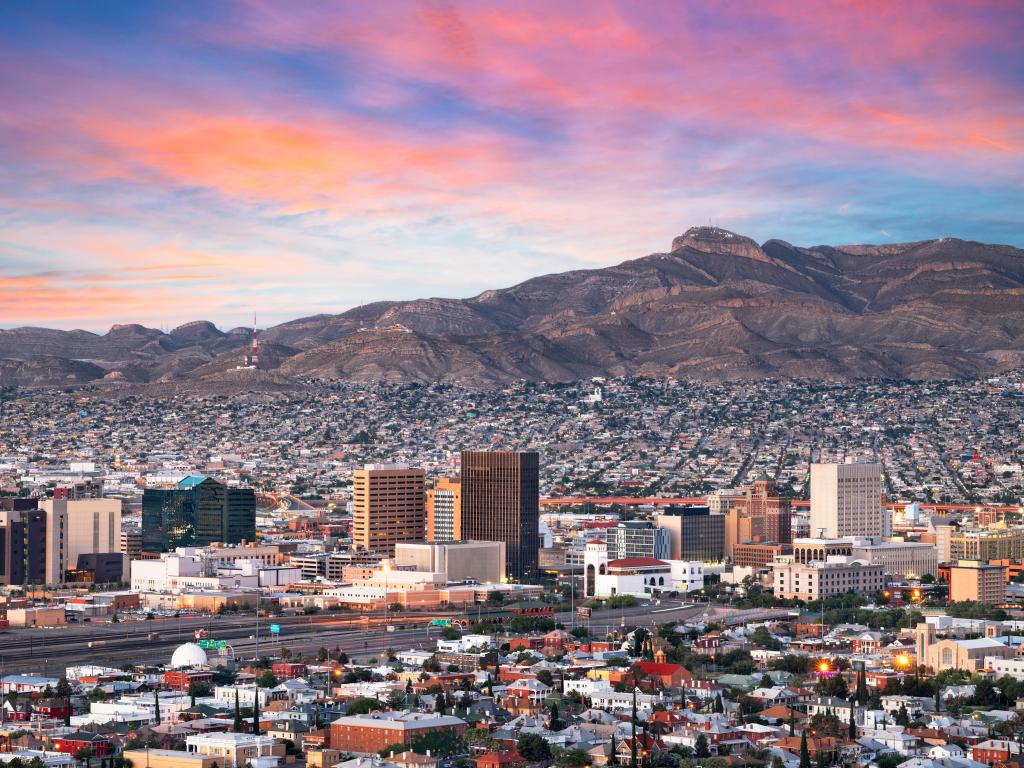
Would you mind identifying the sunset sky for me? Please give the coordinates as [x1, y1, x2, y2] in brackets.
[1, 1, 1022, 331]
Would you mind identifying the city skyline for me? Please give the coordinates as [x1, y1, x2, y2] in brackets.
[2, 1, 1022, 330]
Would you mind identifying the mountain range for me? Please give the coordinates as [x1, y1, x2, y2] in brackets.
[3, 226, 1023, 390]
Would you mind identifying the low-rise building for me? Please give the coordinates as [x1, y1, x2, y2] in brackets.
[185, 733, 282, 768]
[330, 712, 468, 756]
[772, 557, 885, 600]
[850, 538, 938, 580]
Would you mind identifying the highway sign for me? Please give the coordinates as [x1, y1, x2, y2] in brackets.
[269, 623, 281, 634]
[199, 639, 228, 650]
[430, 618, 452, 627]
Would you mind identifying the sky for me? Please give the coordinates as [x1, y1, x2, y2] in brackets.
[1, 1, 1022, 332]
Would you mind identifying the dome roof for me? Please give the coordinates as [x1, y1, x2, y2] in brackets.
[170, 642, 209, 669]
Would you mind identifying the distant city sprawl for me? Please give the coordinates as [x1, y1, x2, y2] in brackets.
[1, 373, 1020, 506]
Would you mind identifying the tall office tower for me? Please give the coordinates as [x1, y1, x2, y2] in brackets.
[606, 521, 671, 561]
[655, 505, 726, 563]
[426, 477, 461, 543]
[809, 462, 885, 538]
[39, 498, 122, 583]
[142, 476, 256, 552]
[0, 508, 48, 585]
[460, 451, 540, 579]
[352, 464, 425, 556]
[723, 476, 792, 558]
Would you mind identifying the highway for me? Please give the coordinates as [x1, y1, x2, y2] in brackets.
[0, 602, 711, 676]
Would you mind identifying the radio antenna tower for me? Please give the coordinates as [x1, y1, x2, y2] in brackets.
[250, 312, 259, 370]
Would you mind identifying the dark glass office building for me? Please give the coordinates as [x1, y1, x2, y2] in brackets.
[459, 451, 540, 579]
[0, 508, 47, 585]
[142, 476, 255, 552]
[657, 505, 726, 562]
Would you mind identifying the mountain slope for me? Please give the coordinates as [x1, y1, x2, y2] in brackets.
[2, 227, 1022, 387]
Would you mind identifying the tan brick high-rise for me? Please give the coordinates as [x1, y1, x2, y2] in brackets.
[460, 451, 539, 579]
[352, 464, 425, 556]
[723, 476, 791, 558]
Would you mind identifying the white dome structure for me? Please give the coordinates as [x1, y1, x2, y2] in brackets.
[170, 642, 209, 669]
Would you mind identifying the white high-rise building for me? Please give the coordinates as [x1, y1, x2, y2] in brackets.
[809, 462, 887, 538]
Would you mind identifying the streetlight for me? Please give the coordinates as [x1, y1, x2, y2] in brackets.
[817, 661, 830, 676]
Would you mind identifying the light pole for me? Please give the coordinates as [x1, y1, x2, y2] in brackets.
[569, 559, 575, 632]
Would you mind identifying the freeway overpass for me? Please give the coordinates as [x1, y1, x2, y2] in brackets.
[0, 602, 711, 675]
[542, 496, 1022, 515]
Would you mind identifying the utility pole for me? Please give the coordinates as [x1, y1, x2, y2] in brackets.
[631, 686, 638, 768]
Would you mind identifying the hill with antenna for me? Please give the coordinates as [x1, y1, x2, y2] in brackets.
[2, 227, 1023, 388]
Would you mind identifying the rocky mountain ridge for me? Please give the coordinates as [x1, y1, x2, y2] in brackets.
[2, 227, 1022, 389]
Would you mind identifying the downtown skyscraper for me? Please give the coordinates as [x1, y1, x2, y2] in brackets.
[459, 451, 539, 579]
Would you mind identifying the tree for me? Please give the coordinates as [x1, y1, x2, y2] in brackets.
[234, 689, 243, 733]
[536, 669, 554, 687]
[799, 731, 811, 768]
[557, 748, 591, 767]
[974, 678, 997, 706]
[750, 626, 782, 651]
[849, 706, 856, 740]
[154, 688, 161, 725]
[609, 734, 619, 766]
[252, 690, 261, 735]
[759, 673, 775, 689]
[518, 733, 552, 762]
[895, 703, 910, 727]
[56, 678, 73, 698]
[409, 731, 465, 757]
[317, 647, 329, 662]
[256, 671, 278, 688]
[336, 651, 350, 665]
[694, 734, 710, 759]
[347, 697, 384, 715]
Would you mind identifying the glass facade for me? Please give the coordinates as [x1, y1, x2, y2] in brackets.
[142, 477, 255, 552]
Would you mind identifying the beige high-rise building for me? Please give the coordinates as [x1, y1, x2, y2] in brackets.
[352, 464, 425, 556]
[39, 498, 122, 583]
[950, 560, 1006, 604]
[426, 477, 461, 543]
[809, 462, 886, 539]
